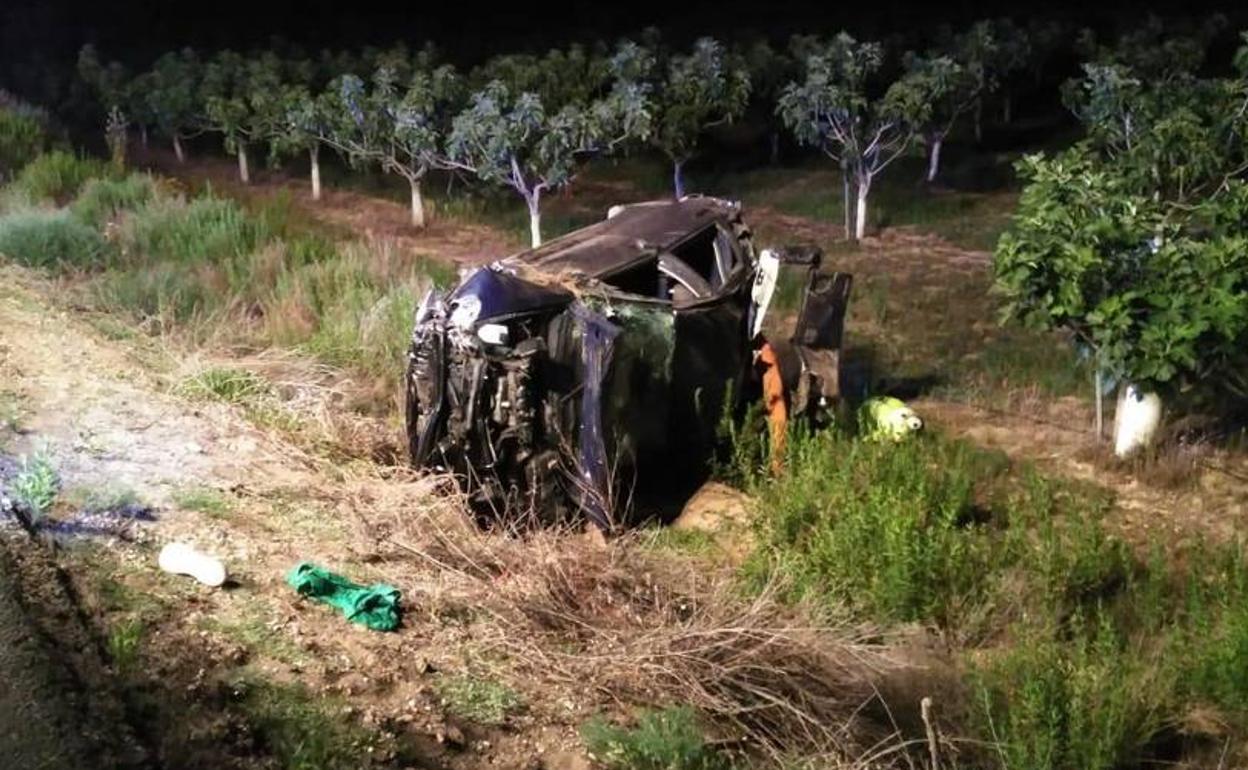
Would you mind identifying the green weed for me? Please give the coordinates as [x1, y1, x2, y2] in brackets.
[582, 707, 730, 770]
[8, 448, 59, 521]
[107, 617, 145, 674]
[434, 674, 522, 725]
[122, 194, 266, 264]
[0, 208, 109, 268]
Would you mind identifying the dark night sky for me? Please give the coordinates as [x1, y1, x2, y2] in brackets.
[3, 0, 1247, 103]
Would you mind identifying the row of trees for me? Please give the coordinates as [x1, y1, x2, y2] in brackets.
[77, 19, 1065, 244]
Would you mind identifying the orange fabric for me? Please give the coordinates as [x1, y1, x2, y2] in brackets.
[758, 342, 787, 474]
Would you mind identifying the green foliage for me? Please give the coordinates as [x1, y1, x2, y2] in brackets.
[996, 148, 1248, 394]
[8, 449, 59, 521]
[106, 618, 144, 673]
[0, 208, 109, 268]
[434, 675, 521, 725]
[975, 611, 1171, 770]
[0, 101, 47, 180]
[70, 173, 157, 225]
[582, 707, 729, 770]
[12, 151, 110, 203]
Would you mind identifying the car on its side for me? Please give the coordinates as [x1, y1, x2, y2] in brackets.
[405, 196, 851, 528]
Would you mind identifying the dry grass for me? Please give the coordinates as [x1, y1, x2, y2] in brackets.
[342, 476, 910, 765]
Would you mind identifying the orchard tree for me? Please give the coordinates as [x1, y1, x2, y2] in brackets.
[987, 18, 1030, 125]
[778, 33, 939, 240]
[202, 51, 286, 184]
[445, 79, 650, 247]
[996, 38, 1248, 445]
[271, 82, 335, 200]
[952, 21, 999, 143]
[904, 53, 978, 182]
[76, 45, 131, 165]
[742, 39, 797, 164]
[145, 48, 202, 162]
[612, 37, 749, 197]
[324, 64, 461, 228]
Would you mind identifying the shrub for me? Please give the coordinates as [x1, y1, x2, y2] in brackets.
[176, 367, 273, 405]
[582, 707, 730, 770]
[12, 150, 109, 203]
[0, 209, 109, 268]
[743, 428, 1008, 626]
[974, 611, 1173, 770]
[121, 194, 267, 264]
[0, 105, 46, 180]
[71, 173, 158, 226]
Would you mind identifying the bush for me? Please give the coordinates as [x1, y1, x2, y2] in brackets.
[121, 194, 267, 264]
[0, 209, 109, 268]
[582, 707, 730, 770]
[12, 150, 109, 203]
[71, 173, 158, 226]
[0, 105, 46, 180]
[974, 611, 1173, 770]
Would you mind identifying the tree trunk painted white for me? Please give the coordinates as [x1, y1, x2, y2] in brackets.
[140, 124, 148, 149]
[769, 131, 780, 165]
[673, 160, 686, 199]
[1002, 93, 1012, 125]
[1094, 365, 1105, 441]
[854, 178, 870, 240]
[409, 178, 426, 229]
[1114, 384, 1162, 457]
[527, 193, 542, 248]
[309, 146, 321, 201]
[842, 168, 851, 240]
[172, 134, 185, 163]
[974, 99, 983, 143]
[926, 137, 943, 183]
[237, 145, 250, 184]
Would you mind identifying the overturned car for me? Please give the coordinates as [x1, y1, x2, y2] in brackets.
[405, 196, 851, 528]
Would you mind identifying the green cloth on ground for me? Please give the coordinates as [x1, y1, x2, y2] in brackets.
[285, 562, 401, 631]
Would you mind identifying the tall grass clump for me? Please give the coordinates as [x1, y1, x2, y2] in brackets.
[71, 173, 157, 226]
[12, 150, 110, 203]
[0, 208, 108, 268]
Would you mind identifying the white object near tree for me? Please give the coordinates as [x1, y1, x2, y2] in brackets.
[1114, 384, 1162, 457]
[158, 542, 227, 587]
[749, 248, 781, 338]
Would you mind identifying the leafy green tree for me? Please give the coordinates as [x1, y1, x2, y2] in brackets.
[904, 53, 978, 182]
[202, 51, 286, 184]
[996, 38, 1248, 439]
[445, 78, 650, 246]
[145, 48, 202, 162]
[988, 18, 1030, 125]
[323, 64, 461, 228]
[612, 37, 749, 197]
[778, 33, 940, 240]
[952, 21, 999, 143]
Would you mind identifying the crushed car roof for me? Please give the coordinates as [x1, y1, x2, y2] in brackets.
[504, 196, 742, 278]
